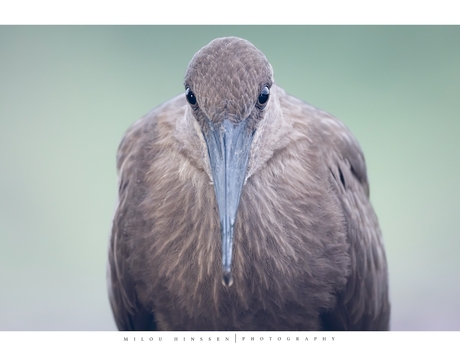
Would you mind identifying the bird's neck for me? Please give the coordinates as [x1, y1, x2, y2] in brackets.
[247, 85, 292, 180]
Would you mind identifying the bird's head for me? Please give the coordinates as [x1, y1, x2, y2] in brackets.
[183, 37, 278, 287]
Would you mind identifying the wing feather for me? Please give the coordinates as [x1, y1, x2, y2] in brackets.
[107, 111, 159, 331]
[317, 114, 390, 330]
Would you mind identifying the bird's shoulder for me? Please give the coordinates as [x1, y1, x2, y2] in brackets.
[279, 88, 369, 195]
[116, 94, 187, 174]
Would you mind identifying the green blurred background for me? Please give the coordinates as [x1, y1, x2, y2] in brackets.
[0, 26, 459, 330]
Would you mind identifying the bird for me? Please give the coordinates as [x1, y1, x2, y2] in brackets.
[107, 36, 390, 331]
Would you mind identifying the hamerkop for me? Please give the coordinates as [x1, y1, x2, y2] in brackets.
[108, 37, 390, 331]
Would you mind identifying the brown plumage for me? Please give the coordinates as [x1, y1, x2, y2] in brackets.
[107, 37, 390, 331]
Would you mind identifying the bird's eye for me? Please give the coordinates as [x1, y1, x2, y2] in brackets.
[257, 86, 270, 107]
[185, 87, 198, 107]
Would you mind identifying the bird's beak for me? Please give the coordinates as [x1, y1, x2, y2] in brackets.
[202, 118, 254, 287]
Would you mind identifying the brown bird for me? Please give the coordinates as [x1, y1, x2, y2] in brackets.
[107, 36, 390, 331]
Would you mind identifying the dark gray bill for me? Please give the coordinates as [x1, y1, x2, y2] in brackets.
[202, 118, 254, 287]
